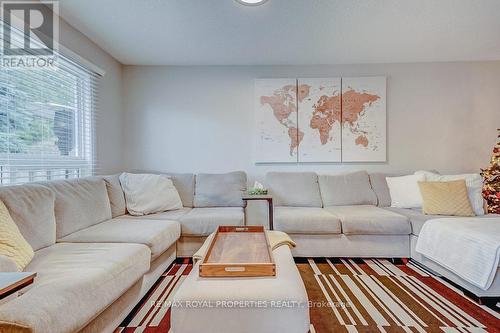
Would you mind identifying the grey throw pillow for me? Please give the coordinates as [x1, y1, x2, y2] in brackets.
[194, 171, 247, 207]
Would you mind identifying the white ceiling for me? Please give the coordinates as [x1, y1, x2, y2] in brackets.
[58, 0, 500, 66]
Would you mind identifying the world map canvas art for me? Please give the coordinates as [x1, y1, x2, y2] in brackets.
[298, 78, 342, 162]
[341, 77, 386, 162]
[255, 79, 300, 163]
[255, 77, 386, 163]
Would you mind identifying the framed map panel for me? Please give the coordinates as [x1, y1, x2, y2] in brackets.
[341, 77, 386, 162]
[298, 78, 342, 162]
[255, 79, 299, 163]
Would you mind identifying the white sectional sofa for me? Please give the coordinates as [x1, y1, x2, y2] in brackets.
[0, 169, 498, 333]
[0, 171, 247, 333]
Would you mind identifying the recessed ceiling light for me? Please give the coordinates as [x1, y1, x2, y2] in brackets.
[235, 0, 268, 6]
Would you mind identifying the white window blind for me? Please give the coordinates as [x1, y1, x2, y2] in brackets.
[0, 21, 100, 185]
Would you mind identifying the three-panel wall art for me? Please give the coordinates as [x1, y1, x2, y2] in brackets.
[255, 77, 386, 163]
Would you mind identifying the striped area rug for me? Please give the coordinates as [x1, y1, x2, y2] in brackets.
[300, 258, 499, 333]
[117, 258, 500, 333]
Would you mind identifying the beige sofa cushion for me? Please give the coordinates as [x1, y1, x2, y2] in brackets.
[369, 173, 400, 207]
[44, 178, 112, 239]
[0, 184, 56, 250]
[274, 207, 341, 234]
[266, 172, 322, 207]
[120, 207, 192, 221]
[325, 205, 411, 235]
[383, 207, 439, 236]
[168, 173, 195, 208]
[194, 171, 247, 208]
[0, 243, 150, 333]
[179, 207, 244, 236]
[385, 207, 500, 236]
[59, 218, 180, 259]
[319, 171, 377, 206]
[103, 174, 126, 218]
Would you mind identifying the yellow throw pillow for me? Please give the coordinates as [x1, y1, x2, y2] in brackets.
[418, 180, 475, 217]
[0, 200, 34, 271]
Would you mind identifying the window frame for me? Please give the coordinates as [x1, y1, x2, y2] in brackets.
[0, 20, 102, 185]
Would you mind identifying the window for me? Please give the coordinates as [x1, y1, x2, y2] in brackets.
[0, 24, 99, 185]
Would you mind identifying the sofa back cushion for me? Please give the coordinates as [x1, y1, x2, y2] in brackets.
[369, 173, 389, 207]
[369, 173, 403, 207]
[103, 174, 126, 218]
[0, 184, 56, 251]
[369, 171, 439, 207]
[319, 171, 377, 206]
[266, 172, 322, 207]
[44, 177, 112, 238]
[194, 171, 247, 207]
[167, 173, 195, 208]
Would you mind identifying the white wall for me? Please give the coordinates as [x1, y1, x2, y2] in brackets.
[58, 18, 124, 174]
[123, 62, 500, 182]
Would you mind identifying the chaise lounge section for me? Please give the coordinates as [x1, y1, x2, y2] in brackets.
[0, 177, 177, 333]
[369, 172, 500, 299]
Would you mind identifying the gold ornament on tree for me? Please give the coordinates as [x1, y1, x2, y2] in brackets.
[481, 129, 500, 214]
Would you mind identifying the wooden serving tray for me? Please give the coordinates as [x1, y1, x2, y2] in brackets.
[200, 226, 276, 277]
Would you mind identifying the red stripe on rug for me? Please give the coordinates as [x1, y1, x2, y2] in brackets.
[138, 275, 178, 327]
[167, 263, 182, 275]
[183, 264, 193, 276]
[144, 307, 172, 333]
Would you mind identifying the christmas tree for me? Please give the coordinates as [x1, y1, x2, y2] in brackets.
[481, 129, 500, 214]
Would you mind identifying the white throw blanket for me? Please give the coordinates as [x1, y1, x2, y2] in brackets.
[416, 217, 500, 290]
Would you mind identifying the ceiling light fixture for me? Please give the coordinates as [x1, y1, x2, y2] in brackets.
[235, 0, 268, 6]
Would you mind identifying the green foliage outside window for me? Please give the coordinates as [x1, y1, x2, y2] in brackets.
[0, 67, 77, 155]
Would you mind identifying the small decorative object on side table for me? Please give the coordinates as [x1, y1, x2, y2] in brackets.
[243, 181, 273, 230]
[0, 272, 36, 301]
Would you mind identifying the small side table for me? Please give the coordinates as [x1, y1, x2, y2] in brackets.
[242, 194, 274, 230]
[0, 272, 36, 300]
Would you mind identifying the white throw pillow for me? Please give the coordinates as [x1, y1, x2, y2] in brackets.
[415, 170, 484, 215]
[386, 174, 426, 208]
[119, 173, 183, 216]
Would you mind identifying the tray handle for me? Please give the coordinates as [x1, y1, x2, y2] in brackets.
[224, 267, 246, 272]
